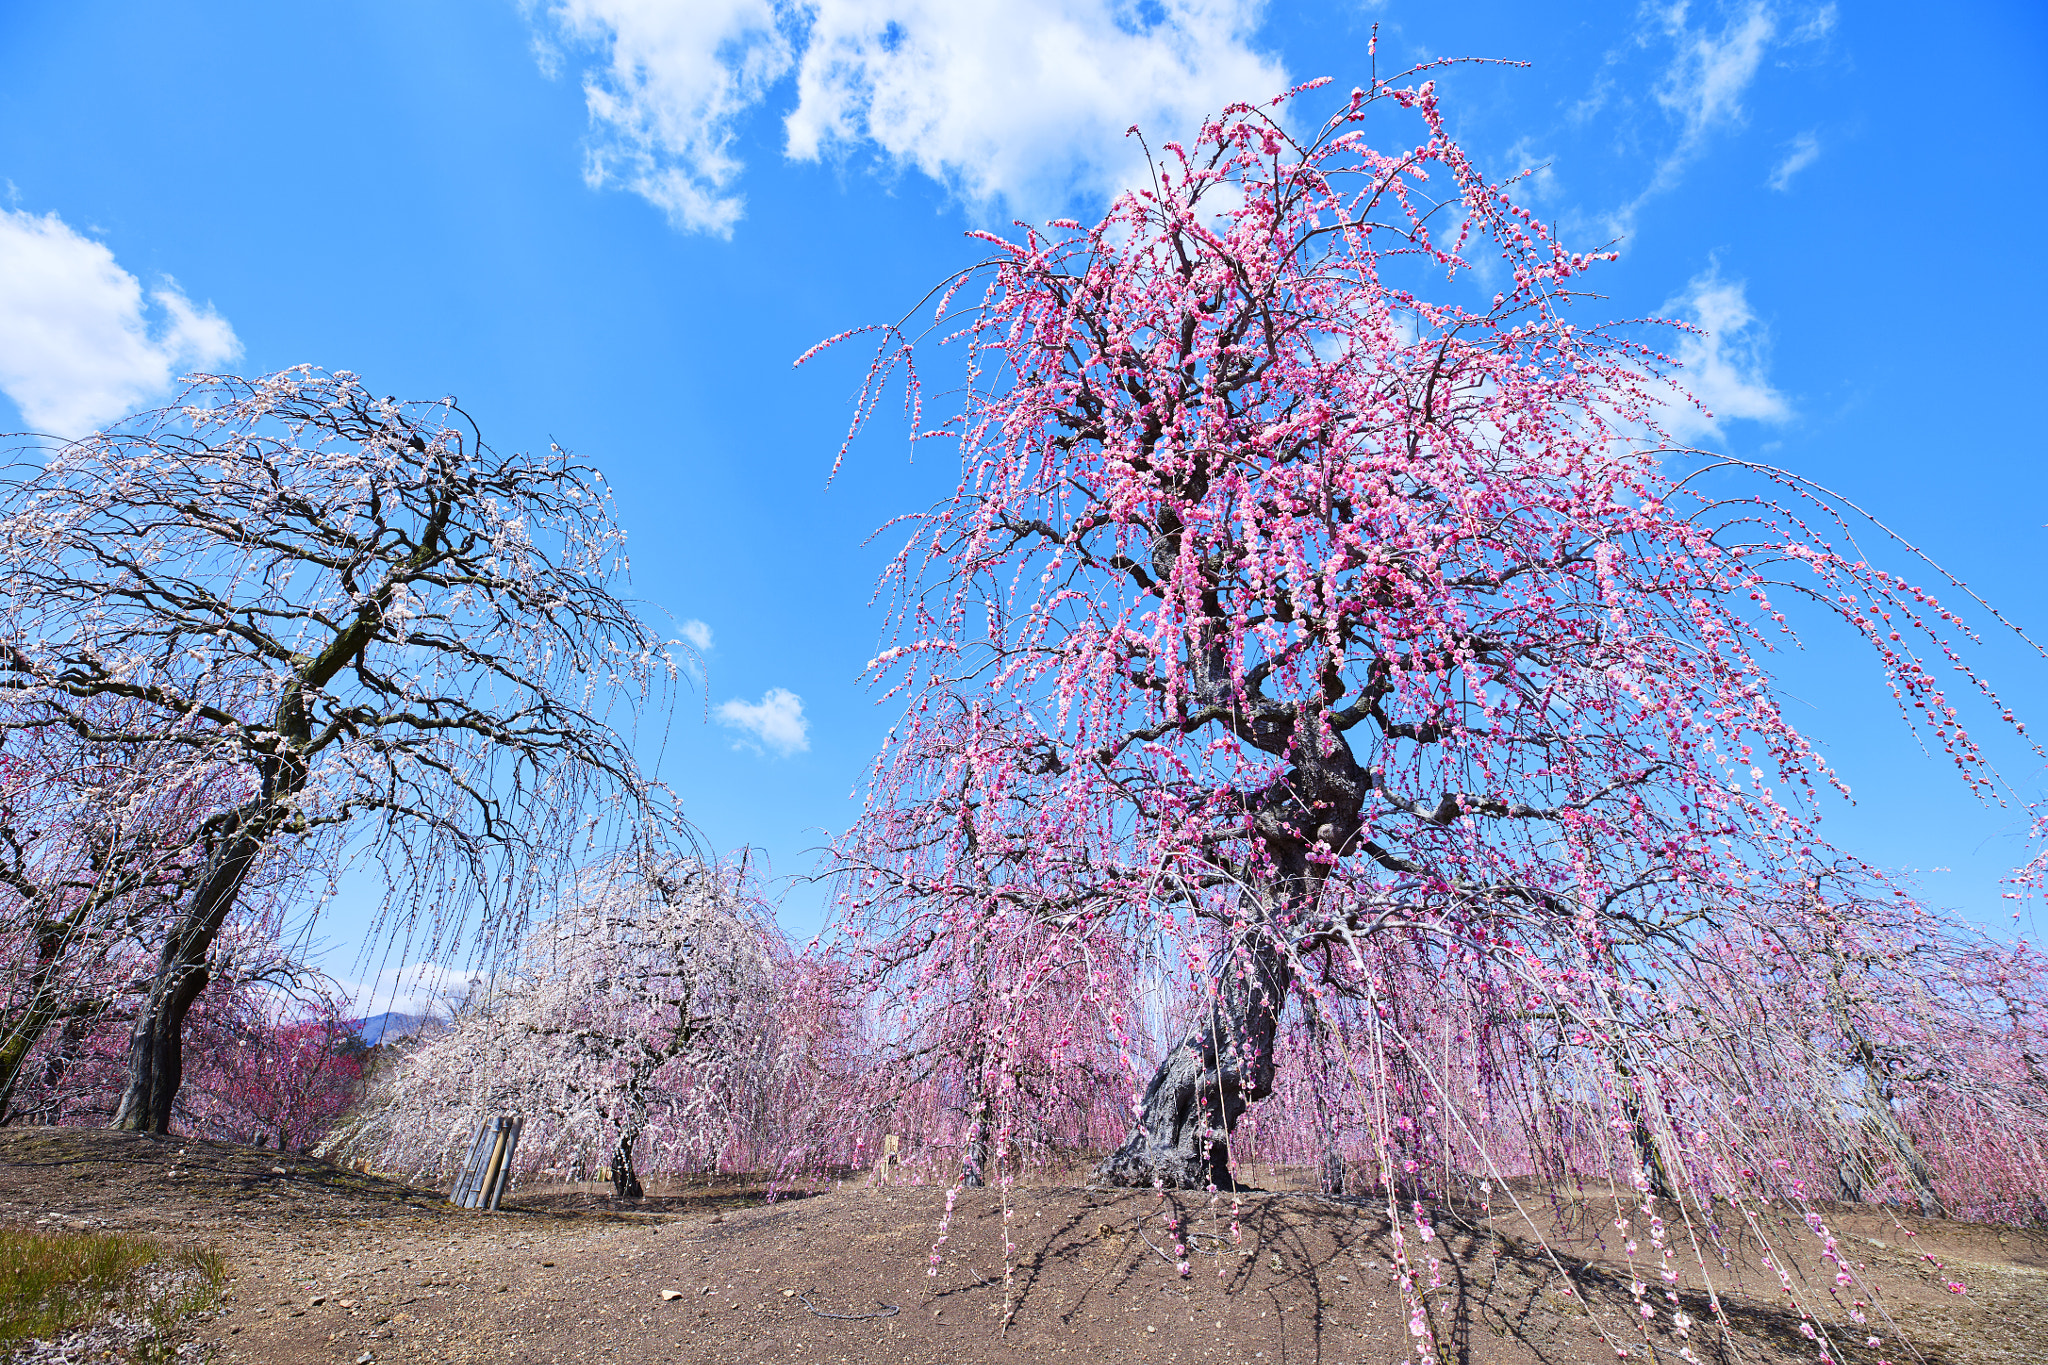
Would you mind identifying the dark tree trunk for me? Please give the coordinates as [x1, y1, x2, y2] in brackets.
[111, 942, 211, 1135]
[1615, 1066, 1678, 1201]
[112, 831, 261, 1134]
[1857, 1073, 1942, 1219]
[1823, 951, 1943, 1219]
[1097, 713, 1368, 1189]
[0, 975, 68, 1124]
[1097, 926, 1294, 1189]
[1098, 707, 1368, 1189]
[961, 1119, 990, 1189]
[0, 895, 107, 1122]
[961, 1098, 991, 1188]
[1836, 1153, 1866, 1203]
[32, 1014, 93, 1125]
[113, 664, 314, 1136]
[610, 1131, 644, 1199]
[1624, 1093, 1677, 1202]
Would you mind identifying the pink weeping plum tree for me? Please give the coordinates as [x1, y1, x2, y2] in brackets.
[830, 744, 1136, 1188]
[820, 64, 2044, 1227]
[0, 707, 218, 1120]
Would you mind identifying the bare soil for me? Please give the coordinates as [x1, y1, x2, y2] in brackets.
[0, 1129, 2041, 1364]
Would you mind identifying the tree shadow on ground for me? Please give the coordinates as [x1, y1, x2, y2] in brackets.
[959, 1185, 2011, 1365]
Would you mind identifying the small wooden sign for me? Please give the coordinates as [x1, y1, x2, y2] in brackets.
[874, 1133, 901, 1185]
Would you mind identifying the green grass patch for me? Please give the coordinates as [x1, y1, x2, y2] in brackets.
[0, 1225, 224, 1354]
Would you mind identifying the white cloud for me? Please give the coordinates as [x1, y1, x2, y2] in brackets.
[1598, 2, 1775, 242]
[0, 207, 240, 437]
[537, 0, 792, 235]
[784, 0, 1284, 216]
[1656, 268, 1790, 441]
[680, 618, 714, 651]
[1766, 130, 1820, 191]
[527, 0, 1285, 234]
[717, 686, 809, 755]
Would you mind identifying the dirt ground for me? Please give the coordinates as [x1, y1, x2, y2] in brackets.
[0, 1130, 2042, 1365]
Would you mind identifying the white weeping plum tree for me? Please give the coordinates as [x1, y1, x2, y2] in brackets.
[370, 850, 783, 1198]
[0, 368, 678, 1135]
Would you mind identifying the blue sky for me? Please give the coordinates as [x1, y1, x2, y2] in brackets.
[2, 1, 2044, 1010]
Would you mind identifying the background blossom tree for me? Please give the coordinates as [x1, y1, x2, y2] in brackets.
[833, 707, 1155, 1185]
[823, 66, 2041, 1229]
[176, 986, 367, 1152]
[2, 905, 364, 1148]
[0, 369, 678, 1134]
[0, 706, 263, 1119]
[361, 849, 791, 1197]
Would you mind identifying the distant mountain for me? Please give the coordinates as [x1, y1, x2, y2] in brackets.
[354, 1011, 427, 1046]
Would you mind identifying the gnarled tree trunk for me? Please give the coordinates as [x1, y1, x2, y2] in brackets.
[1100, 737, 1365, 1189]
[1852, 1067, 1942, 1218]
[1098, 927, 1293, 1189]
[115, 685, 311, 1135]
[1822, 946, 1943, 1218]
[0, 875, 128, 1122]
[0, 963, 75, 1123]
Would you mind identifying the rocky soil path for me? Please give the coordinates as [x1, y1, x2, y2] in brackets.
[1, 1130, 2041, 1364]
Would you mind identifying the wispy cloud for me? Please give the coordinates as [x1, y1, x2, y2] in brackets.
[680, 618, 714, 652]
[1653, 1, 1778, 155]
[1656, 267, 1790, 441]
[1766, 130, 1821, 191]
[0, 207, 239, 437]
[527, 0, 1286, 235]
[1594, 3, 1834, 244]
[1787, 3, 1837, 43]
[717, 686, 809, 755]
